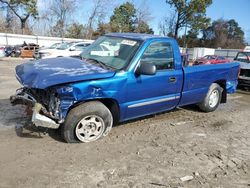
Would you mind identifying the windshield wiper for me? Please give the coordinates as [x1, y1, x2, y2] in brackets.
[82, 57, 115, 70]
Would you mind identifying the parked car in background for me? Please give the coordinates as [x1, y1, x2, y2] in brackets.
[39, 41, 93, 59]
[194, 55, 230, 65]
[35, 42, 66, 59]
[4, 45, 22, 57]
[235, 51, 250, 88]
[20, 44, 39, 58]
[44, 43, 61, 50]
[11, 45, 22, 57]
[0, 46, 5, 57]
[34, 42, 63, 59]
[4, 46, 14, 57]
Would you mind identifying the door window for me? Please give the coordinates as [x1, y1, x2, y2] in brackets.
[140, 41, 174, 70]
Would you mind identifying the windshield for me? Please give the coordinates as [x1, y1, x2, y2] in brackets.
[204, 55, 216, 60]
[49, 43, 59, 49]
[56, 43, 74, 50]
[236, 52, 250, 63]
[80, 36, 141, 70]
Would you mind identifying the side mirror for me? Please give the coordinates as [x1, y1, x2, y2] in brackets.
[136, 61, 156, 76]
[69, 46, 76, 51]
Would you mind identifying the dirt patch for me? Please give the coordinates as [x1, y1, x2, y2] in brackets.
[0, 59, 250, 188]
[210, 119, 232, 129]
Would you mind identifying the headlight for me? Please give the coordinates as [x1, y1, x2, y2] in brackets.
[49, 92, 60, 118]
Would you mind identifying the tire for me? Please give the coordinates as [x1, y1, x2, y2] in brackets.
[198, 83, 223, 112]
[61, 101, 113, 143]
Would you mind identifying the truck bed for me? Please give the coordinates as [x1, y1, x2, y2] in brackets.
[179, 62, 239, 106]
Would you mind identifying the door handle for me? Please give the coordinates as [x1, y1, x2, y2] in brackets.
[169, 77, 177, 83]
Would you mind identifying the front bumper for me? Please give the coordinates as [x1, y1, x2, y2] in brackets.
[10, 89, 60, 129]
[238, 76, 250, 87]
[32, 103, 60, 129]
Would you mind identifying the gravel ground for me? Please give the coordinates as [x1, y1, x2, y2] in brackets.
[0, 58, 249, 188]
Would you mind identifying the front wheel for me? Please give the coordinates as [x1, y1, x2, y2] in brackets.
[61, 101, 113, 143]
[198, 83, 223, 112]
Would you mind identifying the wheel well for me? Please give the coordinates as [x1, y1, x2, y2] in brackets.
[98, 98, 120, 125]
[214, 80, 227, 103]
[68, 98, 120, 125]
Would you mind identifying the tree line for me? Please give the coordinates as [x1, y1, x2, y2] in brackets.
[159, 0, 246, 49]
[0, 0, 247, 48]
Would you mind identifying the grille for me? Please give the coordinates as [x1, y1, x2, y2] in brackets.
[240, 69, 250, 77]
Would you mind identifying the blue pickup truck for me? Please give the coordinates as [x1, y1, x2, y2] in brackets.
[11, 33, 239, 143]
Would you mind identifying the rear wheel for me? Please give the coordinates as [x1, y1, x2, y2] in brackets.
[198, 83, 223, 112]
[61, 101, 113, 143]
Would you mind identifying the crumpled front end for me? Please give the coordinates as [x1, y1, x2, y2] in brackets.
[10, 88, 61, 129]
[10, 67, 125, 130]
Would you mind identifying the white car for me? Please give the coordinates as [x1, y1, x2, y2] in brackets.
[244, 46, 250, 52]
[35, 43, 63, 59]
[40, 41, 93, 59]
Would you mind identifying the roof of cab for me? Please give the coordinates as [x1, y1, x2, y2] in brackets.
[105, 33, 168, 41]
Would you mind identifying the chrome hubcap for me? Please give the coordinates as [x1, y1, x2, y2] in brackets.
[209, 90, 219, 108]
[75, 115, 105, 142]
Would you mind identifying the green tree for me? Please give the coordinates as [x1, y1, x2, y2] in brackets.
[0, 0, 38, 34]
[65, 23, 85, 39]
[109, 2, 153, 34]
[227, 19, 244, 42]
[134, 20, 154, 34]
[202, 19, 245, 48]
[166, 0, 212, 38]
[110, 2, 136, 32]
[183, 29, 201, 47]
[92, 22, 112, 38]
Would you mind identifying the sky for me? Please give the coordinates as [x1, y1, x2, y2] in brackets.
[207, 0, 250, 43]
[37, 0, 250, 43]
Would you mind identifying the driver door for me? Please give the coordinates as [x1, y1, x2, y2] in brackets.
[124, 40, 183, 120]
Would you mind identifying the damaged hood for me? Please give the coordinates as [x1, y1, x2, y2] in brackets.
[16, 57, 116, 89]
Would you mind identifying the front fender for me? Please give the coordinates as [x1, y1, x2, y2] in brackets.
[55, 73, 128, 120]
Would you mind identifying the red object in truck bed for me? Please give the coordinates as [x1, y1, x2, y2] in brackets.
[194, 55, 230, 65]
